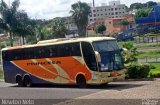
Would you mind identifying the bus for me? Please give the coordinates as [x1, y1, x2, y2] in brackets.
[1, 37, 126, 88]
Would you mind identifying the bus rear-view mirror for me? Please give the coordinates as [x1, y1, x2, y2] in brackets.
[95, 51, 101, 62]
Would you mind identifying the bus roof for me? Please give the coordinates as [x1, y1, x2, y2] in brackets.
[1, 37, 115, 51]
[37, 37, 115, 44]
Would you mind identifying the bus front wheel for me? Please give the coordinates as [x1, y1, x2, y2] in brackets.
[23, 76, 32, 87]
[76, 75, 87, 88]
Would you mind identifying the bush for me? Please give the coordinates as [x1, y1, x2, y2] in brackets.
[150, 72, 160, 78]
[149, 64, 156, 69]
[127, 63, 150, 79]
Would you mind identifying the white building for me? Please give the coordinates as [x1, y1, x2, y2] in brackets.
[88, 0, 126, 23]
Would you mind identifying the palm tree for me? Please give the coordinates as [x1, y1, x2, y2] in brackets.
[0, 0, 20, 46]
[35, 24, 46, 41]
[14, 11, 33, 45]
[51, 19, 68, 38]
[70, 2, 91, 37]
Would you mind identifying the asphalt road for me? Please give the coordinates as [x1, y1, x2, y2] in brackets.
[0, 80, 160, 105]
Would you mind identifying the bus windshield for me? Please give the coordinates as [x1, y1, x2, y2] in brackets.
[93, 40, 124, 72]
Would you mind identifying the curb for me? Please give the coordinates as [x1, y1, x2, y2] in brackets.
[123, 78, 156, 81]
[0, 79, 4, 82]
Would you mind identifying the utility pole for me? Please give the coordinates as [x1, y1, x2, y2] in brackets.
[93, 0, 95, 7]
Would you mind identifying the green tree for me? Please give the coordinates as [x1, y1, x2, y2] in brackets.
[95, 24, 106, 34]
[130, 3, 144, 10]
[35, 24, 49, 41]
[14, 11, 33, 45]
[0, 0, 20, 46]
[119, 19, 129, 25]
[134, 8, 151, 18]
[121, 42, 138, 64]
[130, 1, 157, 10]
[50, 19, 68, 38]
[70, 1, 91, 37]
[146, 1, 157, 7]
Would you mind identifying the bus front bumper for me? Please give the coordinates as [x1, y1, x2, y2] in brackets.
[87, 74, 126, 85]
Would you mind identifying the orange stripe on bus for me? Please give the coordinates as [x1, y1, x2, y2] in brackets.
[13, 60, 55, 79]
[36, 58, 58, 77]
[49, 57, 92, 81]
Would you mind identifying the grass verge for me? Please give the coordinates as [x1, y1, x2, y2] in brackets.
[137, 50, 160, 58]
[149, 63, 160, 78]
[0, 68, 3, 80]
[136, 43, 160, 48]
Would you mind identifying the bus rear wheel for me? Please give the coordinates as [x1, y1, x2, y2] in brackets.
[23, 76, 32, 87]
[76, 75, 87, 88]
[16, 76, 23, 87]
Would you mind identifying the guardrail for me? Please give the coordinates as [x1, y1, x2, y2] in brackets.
[138, 58, 160, 63]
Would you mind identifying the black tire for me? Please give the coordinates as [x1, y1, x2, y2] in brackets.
[76, 75, 87, 88]
[16, 76, 23, 87]
[23, 76, 32, 87]
[100, 83, 108, 87]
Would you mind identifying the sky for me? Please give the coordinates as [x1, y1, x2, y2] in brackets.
[3, 0, 160, 20]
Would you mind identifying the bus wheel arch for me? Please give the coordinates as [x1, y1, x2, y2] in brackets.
[76, 74, 87, 88]
[23, 74, 32, 87]
[16, 75, 23, 87]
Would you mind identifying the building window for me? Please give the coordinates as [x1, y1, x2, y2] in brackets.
[97, 10, 99, 12]
[115, 8, 117, 10]
[108, 9, 110, 11]
[119, 8, 121, 10]
[105, 9, 107, 11]
[115, 12, 118, 15]
[89, 13, 92, 17]
[101, 14, 103, 16]
[112, 13, 114, 15]
[94, 18, 96, 21]
[90, 19, 92, 21]
[111, 8, 113, 11]
[105, 13, 107, 15]
[119, 12, 121, 14]
[94, 14, 96, 17]
[109, 13, 110, 15]
[93, 10, 96, 12]
[97, 14, 99, 16]
[109, 22, 111, 24]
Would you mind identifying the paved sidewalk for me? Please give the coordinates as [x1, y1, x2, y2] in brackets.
[58, 79, 160, 105]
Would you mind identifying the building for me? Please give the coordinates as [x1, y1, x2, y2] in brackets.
[88, 0, 126, 23]
[105, 14, 134, 34]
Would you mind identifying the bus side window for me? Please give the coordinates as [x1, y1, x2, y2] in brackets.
[81, 42, 97, 71]
[5, 50, 14, 61]
[50, 46, 58, 57]
[71, 43, 81, 56]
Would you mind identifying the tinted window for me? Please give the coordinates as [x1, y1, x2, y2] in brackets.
[2, 42, 81, 61]
[81, 42, 97, 71]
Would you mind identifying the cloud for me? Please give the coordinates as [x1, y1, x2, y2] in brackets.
[3, 0, 159, 19]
